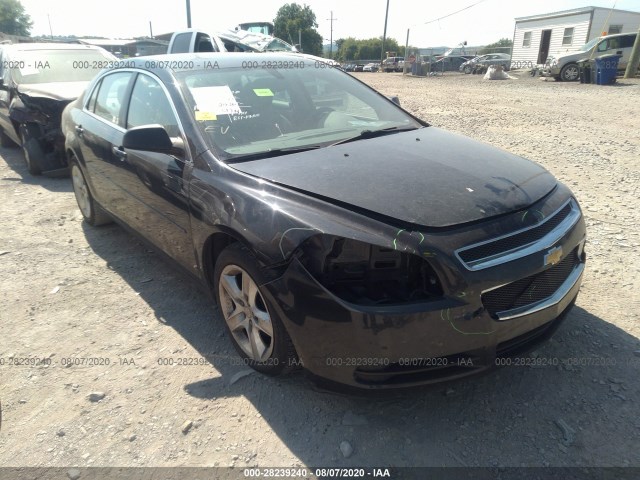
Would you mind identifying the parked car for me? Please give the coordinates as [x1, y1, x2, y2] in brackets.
[62, 52, 586, 390]
[353, 64, 364, 72]
[363, 62, 379, 72]
[0, 43, 116, 175]
[544, 32, 638, 81]
[382, 56, 404, 72]
[428, 55, 474, 72]
[168, 28, 298, 55]
[460, 53, 511, 74]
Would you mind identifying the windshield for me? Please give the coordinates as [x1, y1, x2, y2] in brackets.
[177, 62, 422, 161]
[11, 49, 115, 85]
[579, 37, 600, 52]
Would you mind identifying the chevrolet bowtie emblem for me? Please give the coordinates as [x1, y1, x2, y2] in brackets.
[544, 246, 563, 267]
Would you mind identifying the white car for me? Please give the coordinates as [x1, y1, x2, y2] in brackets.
[363, 62, 379, 72]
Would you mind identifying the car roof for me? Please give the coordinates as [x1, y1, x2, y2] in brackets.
[3, 42, 107, 52]
[599, 32, 636, 39]
[123, 52, 335, 72]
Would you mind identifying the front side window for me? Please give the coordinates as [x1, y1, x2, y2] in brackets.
[562, 27, 574, 46]
[93, 72, 133, 125]
[523, 32, 532, 47]
[127, 74, 179, 136]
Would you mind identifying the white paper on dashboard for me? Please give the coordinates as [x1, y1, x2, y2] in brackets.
[191, 86, 242, 115]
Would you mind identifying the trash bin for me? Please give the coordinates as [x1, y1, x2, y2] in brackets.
[577, 58, 591, 83]
[594, 54, 622, 85]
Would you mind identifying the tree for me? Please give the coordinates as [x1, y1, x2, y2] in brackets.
[334, 37, 406, 62]
[273, 3, 323, 56]
[0, 0, 32, 36]
[480, 38, 513, 54]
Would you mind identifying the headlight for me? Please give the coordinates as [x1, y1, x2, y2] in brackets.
[298, 235, 444, 305]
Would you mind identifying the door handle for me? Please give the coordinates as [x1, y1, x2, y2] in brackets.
[75, 125, 84, 135]
[112, 146, 127, 160]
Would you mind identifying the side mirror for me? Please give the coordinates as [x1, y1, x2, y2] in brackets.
[123, 125, 172, 153]
[387, 95, 401, 106]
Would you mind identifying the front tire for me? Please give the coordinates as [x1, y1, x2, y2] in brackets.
[70, 161, 112, 226]
[20, 124, 44, 176]
[214, 243, 297, 376]
[560, 63, 579, 82]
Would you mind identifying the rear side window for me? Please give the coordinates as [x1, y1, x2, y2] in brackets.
[93, 72, 133, 125]
[171, 33, 192, 53]
[620, 34, 636, 48]
[85, 79, 101, 112]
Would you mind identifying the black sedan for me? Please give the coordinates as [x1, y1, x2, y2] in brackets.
[0, 43, 116, 175]
[61, 53, 586, 389]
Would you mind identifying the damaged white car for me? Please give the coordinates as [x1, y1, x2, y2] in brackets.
[0, 43, 116, 175]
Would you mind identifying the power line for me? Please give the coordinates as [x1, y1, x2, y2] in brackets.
[420, 0, 489, 27]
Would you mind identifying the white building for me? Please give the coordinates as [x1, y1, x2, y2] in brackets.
[511, 6, 640, 66]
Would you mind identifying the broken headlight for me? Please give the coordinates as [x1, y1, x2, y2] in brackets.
[298, 235, 443, 306]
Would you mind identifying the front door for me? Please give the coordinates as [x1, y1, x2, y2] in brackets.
[116, 73, 195, 272]
[538, 30, 552, 64]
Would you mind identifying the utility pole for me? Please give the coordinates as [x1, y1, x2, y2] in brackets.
[149, 21, 153, 38]
[624, 25, 640, 78]
[47, 14, 53, 39]
[380, 0, 390, 68]
[327, 11, 337, 59]
[404, 28, 409, 74]
[186, 0, 192, 28]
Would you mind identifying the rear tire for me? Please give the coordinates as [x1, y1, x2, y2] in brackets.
[70, 160, 112, 226]
[214, 243, 297, 376]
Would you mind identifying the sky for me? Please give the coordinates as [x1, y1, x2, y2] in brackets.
[21, 0, 640, 48]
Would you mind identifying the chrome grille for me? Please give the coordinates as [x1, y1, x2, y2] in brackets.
[456, 199, 581, 271]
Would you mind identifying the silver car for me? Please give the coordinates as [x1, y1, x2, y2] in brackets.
[544, 32, 637, 81]
[459, 53, 511, 74]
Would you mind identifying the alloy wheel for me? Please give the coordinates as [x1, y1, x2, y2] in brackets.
[218, 264, 274, 361]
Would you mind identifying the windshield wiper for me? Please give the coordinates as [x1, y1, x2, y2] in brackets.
[226, 145, 322, 163]
[329, 126, 421, 147]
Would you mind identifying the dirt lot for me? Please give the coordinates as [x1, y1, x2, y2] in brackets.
[1, 71, 639, 474]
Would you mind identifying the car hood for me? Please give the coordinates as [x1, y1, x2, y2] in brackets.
[17, 81, 89, 101]
[231, 127, 557, 228]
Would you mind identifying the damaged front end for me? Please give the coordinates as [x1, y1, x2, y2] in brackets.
[10, 91, 71, 175]
[298, 235, 444, 306]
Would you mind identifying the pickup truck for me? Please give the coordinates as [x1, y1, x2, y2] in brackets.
[167, 28, 298, 55]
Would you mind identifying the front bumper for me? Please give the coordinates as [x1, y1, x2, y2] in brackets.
[543, 64, 560, 76]
[261, 196, 586, 389]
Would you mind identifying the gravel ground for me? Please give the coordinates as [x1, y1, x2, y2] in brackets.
[1, 70, 639, 473]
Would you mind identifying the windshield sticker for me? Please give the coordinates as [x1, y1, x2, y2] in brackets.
[191, 86, 242, 115]
[253, 88, 274, 97]
[195, 111, 217, 121]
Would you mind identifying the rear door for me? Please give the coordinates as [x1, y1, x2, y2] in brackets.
[618, 34, 637, 70]
[75, 71, 135, 215]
